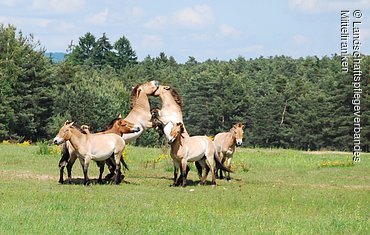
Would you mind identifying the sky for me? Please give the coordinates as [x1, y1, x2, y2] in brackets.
[0, 0, 369, 62]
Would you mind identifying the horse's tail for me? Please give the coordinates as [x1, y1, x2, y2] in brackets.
[120, 157, 129, 171]
[59, 143, 70, 168]
[214, 151, 233, 173]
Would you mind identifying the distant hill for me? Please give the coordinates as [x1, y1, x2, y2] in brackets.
[45, 52, 66, 63]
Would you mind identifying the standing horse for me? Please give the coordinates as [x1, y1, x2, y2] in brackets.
[168, 122, 232, 187]
[54, 121, 126, 185]
[121, 80, 160, 143]
[58, 117, 138, 184]
[214, 123, 245, 181]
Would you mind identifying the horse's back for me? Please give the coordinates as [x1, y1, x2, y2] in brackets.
[88, 133, 125, 151]
[214, 132, 229, 151]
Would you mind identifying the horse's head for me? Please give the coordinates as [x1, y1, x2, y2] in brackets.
[139, 80, 160, 96]
[152, 85, 169, 97]
[116, 118, 141, 135]
[168, 122, 184, 144]
[80, 125, 90, 134]
[53, 121, 74, 145]
[232, 123, 245, 146]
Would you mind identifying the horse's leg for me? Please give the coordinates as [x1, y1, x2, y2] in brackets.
[206, 151, 217, 186]
[58, 160, 66, 184]
[97, 161, 105, 184]
[195, 161, 203, 179]
[66, 153, 77, 184]
[58, 143, 69, 183]
[181, 158, 188, 187]
[219, 152, 225, 179]
[114, 152, 122, 185]
[226, 156, 232, 181]
[198, 159, 208, 185]
[104, 155, 116, 180]
[83, 155, 91, 185]
[172, 161, 180, 187]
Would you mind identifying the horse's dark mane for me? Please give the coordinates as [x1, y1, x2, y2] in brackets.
[130, 85, 140, 109]
[169, 87, 183, 109]
[105, 118, 120, 130]
[68, 122, 89, 134]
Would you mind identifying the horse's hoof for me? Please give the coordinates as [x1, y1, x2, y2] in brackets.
[211, 184, 217, 188]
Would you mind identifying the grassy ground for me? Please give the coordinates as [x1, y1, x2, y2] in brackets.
[0, 143, 369, 234]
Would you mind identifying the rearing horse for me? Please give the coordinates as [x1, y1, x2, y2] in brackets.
[121, 80, 160, 143]
[152, 85, 189, 139]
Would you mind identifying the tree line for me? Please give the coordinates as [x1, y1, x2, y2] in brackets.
[0, 24, 369, 151]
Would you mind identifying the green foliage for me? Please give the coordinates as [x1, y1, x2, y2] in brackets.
[1, 26, 369, 151]
[36, 141, 51, 155]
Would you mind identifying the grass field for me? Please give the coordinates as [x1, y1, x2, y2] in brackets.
[0, 143, 369, 234]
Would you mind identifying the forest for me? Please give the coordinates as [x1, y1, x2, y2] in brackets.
[0, 24, 369, 151]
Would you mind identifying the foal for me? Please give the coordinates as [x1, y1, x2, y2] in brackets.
[214, 123, 245, 180]
[168, 122, 231, 187]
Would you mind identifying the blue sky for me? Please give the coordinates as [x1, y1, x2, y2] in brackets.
[1, 0, 369, 62]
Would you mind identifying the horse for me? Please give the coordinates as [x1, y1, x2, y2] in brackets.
[58, 117, 139, 184]
[151, 85, 202, 180]
[151, 85, 189, 139]
[214, 123, 245, 181]
[54, 121, 126, 185]
[121, 80, 160, 143]
[168, 122, 232, 187]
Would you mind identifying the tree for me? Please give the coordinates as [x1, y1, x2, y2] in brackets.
[113, 35, 137, 69]
[67, 32, 96, 65]
[0, 24, 53, 141]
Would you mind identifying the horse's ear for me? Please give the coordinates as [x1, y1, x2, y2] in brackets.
[118, 114, 122, 118]
[178, 122, 184, 132]
[163, 86, 170, 90]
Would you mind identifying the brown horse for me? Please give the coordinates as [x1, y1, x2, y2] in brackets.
[168, 122, 232, 187]
[58, 117, 139, 184]
[214, 123, 245, 180]
[54, 121, 126, 185]
[121, 80, 160, 143]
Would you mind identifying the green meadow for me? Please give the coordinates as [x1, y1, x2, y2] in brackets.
[0, 143, 368, 234]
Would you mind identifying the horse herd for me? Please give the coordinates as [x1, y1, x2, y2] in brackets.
[53, 81, 245, 187]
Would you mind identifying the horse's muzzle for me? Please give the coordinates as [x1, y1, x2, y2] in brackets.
[53, 137, 64, 145]
[133, 126, 141, 132]
[236, 140, 243, 147]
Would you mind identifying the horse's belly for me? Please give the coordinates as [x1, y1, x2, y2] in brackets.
[186, 151, 204, 162]
[90, 147, 114, 161]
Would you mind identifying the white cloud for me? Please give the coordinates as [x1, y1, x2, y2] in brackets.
[3, 16, 51, 28]
[292, 35, 310, 45]
[31, 0, 86, 13]
[131, 7, 145, 17]
[219, 24, 240, 38]
[141, 35, 164, 50]
[144, 16, 168, 30]
[57, 21, 75, 32]
[0, 0, 18, 6]
[87, 9, 109, 25]
[174, 4, 214, 28]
